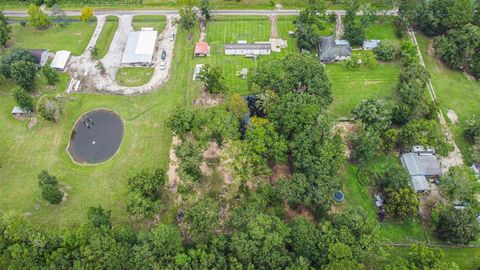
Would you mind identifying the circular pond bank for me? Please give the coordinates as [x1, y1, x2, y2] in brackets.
[68, 109, 124, 164]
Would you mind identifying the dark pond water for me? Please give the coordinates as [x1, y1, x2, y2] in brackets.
[68, 109, 124, 164]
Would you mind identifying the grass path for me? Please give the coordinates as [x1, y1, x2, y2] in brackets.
[95, 16, 119, 59]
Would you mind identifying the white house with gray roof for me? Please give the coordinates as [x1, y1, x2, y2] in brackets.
[318, 36, 352, 63]
[224, 43, 271, 56]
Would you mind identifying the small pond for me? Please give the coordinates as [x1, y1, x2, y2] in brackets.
[68, 109, 124, 164]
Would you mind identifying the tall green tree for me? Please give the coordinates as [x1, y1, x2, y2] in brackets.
[351, 98, 393, 131]
[0, 11, 11, 47]
[440, 166, 480, 203]
[384, 187, 419, 221]
[198, 64, 227, 94]
[433, 206, 480, 244]
[27, 4, 50, 29]
[198, 0, 211, 20]
[0, 49, 36, 78]
[173, 0, 198, 40]
[12, 87, 34, 111]
[294, 0, 327, 51]
[11, 60, 37, 91]
[184, 197, 220, 243]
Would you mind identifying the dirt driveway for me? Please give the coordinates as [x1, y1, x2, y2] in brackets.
[68, 14, 177, 95]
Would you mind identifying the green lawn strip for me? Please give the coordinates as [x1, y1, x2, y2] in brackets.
[7, 21, 97, 55]
[200, 16, 271, 95]
[365, 16, 399, 44]
[325, 62, 401, 117]
[415, 33, 480, 164]
[95, 16, 119, 59]
[116, 67, 154, 87]
[132, 15, 166, 32]
[0, 27, 201, 228]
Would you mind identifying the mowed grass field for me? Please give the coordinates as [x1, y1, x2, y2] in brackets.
[202, 15, 272, 95]
[8, 21, 97, 55]
[326, 62, 401, 117]
[116, 67, 154, 86]
[132, 15, 167, 32]
[95, 16, 119, 59]
[415, 33, 480, 164]
[0, 26, 201, 227]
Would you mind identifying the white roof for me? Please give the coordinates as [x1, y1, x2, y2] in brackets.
[363, 40, 381, 48]
[12, 106, 29, 114]
[122, 30, 158, 64]
[50, 50, 71, 70]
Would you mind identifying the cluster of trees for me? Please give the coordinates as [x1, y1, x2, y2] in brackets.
[0, 11, 11, 48]
[342, 0, 377, 46]
[197, 64, 227, 94]
[294, 0, 328, 51]
[37, 170, 64, 204]
[397, 0, 480, 78]
[125, 168, 166, 220]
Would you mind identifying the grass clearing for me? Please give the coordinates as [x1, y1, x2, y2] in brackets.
[132, 15, 167, 32]
[199, 15, 271, 95]
[95, 16, 119, 59]
[0, 26, 201, 228]
[415, 33, 480, 164]
[366, 16, 399, 44]
[325, 62, 401, 117]
[7, 20, 97, 55]
[116, 67, 154, 87]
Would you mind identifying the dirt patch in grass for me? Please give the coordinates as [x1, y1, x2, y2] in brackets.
[283, 201, 315, 222]
[335, 121, 357, 159]
[167, 136, 181, 192]
[269, 163, 291, 182]
[193, 91, 224, 107]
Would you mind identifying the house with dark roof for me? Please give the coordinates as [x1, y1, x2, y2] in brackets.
[318, 36, 352, 63]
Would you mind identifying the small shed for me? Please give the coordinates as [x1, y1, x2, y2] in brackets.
[50, 50, 71, 71]
[11, 106, 31, 119]
[363, 40, 381, 50]
[29, 49, 50, 67]
[411, 175, 430, 193]
[194, 42, 210, 57]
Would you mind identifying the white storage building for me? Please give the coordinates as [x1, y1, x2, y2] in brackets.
[224, 43, 271, 56]
[50, 50, 71, 71]
[122, 30, 158, 65]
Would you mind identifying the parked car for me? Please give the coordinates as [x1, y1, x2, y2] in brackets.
[169, 33, 175, 41]
[161, 50, 167, 61]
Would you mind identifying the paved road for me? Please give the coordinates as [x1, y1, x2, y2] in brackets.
[3, 9, 397, 17]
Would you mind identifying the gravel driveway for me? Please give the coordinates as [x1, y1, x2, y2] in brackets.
[68, 14, 177, 95]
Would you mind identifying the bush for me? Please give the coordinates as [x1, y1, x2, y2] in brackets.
[464, 115, 480, 143]
[41, 65, 59, 85]
[373, 41, 397, 61]
[37, 170, 63, 205]
[38, 96, 63, 122]
[376, 163, 410, 190]
[10, 60, 37, 91]
[433, 206, 480, 244]
[384, 187, 419, 222]
[12, 87, 34, 112]
[398, 119, 452, 156]
[174, 140, 203, 182]
[126, 168, 166, 220]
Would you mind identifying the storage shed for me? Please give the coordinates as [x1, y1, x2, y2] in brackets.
[194, 42, 210, 57]
[363, 40, 381, 50]
[11, 106, 31, 119]
[50, 50, 71, 71]
[122, 30, 158, 65]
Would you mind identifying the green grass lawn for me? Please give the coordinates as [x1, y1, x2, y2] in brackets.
[132, 15, 167, 32]
[7, 20, 97, 56]
[325, 62, 401, 117]
[199, 16, 271, 95]
[0, 26, 201, 228]
[415, 33, 480, 164]
[366, 16, 399, 44]
[95, 16, 118, 59]
[116, 67, 154, 87]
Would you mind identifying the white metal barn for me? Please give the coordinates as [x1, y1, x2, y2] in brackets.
[122, 30, 158, 65]
[224, 43, 271, 56]
[50, 50, 71, 71]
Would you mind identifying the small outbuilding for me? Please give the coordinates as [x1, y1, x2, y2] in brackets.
[194, 42, 210, 57]
[224, 43, 271, 56]
[50, 50, 71, 71]
[29, 49, 50, 67]
[318, 36, 352, 63]
[363, 40, 381, 50]
[11, 106, 31, 119]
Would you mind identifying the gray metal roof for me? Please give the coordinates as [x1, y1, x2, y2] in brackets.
[12, 106, 30, 114]
[363, 40, 381, 49]
[224, 43, 271, 50]
[418, 155, 442, 176]
[401, 153, 425, 176]
[122, 31, 158, 64]
[318, 36, 352, 62]
[412, 175, 430, 192]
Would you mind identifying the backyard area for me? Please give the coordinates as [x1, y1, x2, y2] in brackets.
[132, 15, 167, 32]
[7, 20, 97, 55]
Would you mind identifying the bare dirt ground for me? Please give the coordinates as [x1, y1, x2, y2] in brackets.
[270, 15, 278, 38]
[192, 91, 224, 107]
[336, 14, 344, 39]
[447, 110, 458, 124]
[335, 121, 356, 159]
[68, 15, 177, 95]
[167, 136, 181, 192]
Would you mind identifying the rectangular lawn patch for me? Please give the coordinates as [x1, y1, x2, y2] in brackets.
[132, 15, 166, 32]
[8, 20, 97, 55]
[95, 16, 118, 59]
